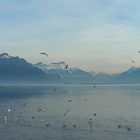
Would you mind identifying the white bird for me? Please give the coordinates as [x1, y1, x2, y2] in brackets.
[7, 108, 11, 113]
[4, 115, 7, 123]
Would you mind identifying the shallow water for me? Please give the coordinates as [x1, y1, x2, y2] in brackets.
[0, 84, 140, 140]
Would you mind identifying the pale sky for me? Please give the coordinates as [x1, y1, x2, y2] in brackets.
[0, 0, 140, 73]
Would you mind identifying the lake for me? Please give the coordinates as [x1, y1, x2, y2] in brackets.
[0, 84, 140, 140]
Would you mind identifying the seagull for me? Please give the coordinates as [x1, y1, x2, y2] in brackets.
[4, 115, 7, 123]
[46, 124, 50, 127]
[32, 116, 35, 119]
[40, 52, 48, 57]
[131, 60, 135, 63]
[63, 109, 71, 116]
[7, 108, 11, 113]
[127, 127, 131, 131]
[129, 58, 135, 63]
[93, 113, 96, 116]
[63, 125, 66, 128]
[117, 125, 122, 128]
[67, 99, 72, 102]
[37, 108, 42, 112]
[89, 118, 92, 121]
[73, 124, 76, 128]
[64, 65, 68, 69]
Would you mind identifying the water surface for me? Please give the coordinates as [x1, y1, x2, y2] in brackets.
[0, 84, 140, 140]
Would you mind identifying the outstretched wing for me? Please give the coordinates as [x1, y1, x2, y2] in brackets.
[64, 65, 68, 69]
[40, 52, 48, 57]
[129, 58, 135, 63]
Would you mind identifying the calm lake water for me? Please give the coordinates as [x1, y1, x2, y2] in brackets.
[0, 84, 140, 140]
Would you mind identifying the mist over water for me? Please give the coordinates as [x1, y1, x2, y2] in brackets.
[0, 84, 140, 140]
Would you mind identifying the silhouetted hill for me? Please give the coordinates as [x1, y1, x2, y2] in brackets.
[0, 53, 48, 83]
[114, 67, 140, 84]
[92, 67, 140, 84]
[1, 53, 140, 84]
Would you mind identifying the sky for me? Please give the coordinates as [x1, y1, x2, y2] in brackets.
[0, 0, 140, 73]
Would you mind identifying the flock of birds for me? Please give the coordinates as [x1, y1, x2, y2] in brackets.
[40, 52, 69, 70]
[40, 52, 97, 87]
[0, 97, 97, 131]
[0, 51, 136, 135]
[0, 87, 132, 133]
[39, 51, 140, 87]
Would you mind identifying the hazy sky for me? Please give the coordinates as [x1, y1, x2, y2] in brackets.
[0, 0, 140, 73]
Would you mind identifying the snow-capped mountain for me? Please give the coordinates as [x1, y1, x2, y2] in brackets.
[0, 53, 11, 58]
[120, 67, 140, 75]
[34, 61, 66, 72]
[1, 53, 140, 84]
[89, 71, 96, 76]
[0, 53, 49, 84]
[92, 72, 112, 83]
[34, 62, 94, 84]
[0, 53, 93, 84]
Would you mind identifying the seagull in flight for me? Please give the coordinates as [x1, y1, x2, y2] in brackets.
[40, 52, 48, 57]
[129, 58, 135, 63]
[63, 109, 71, 116]
[64, 65, 68, 69]
[7, 108, 11, 113]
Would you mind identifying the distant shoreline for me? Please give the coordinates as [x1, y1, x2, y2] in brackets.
[1, 83, 140, 87]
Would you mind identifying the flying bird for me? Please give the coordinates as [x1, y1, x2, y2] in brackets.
[93, 113, 96, 116]
[117, 125, 122, 128]
[4, 115, 7, 123]
[129, 58, 135, 64]
[63, 109, 71, 116]
[40, 52, 48, 57]
[7, 108, 11, 113]
[73, 124, 76, 128]
[64, 65, 68, 69]
[46, 124, 50, 127]
[67, 99, 72, 102]
[127, 127, 131, 131]
[131, 60, 135, 63]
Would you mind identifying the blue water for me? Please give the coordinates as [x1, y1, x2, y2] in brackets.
[0, 84, 140, 140]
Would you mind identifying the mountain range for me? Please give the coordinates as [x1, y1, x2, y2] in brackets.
[1, 53, 140, 84]
[34, 62, 93, 84]
[0, 53, 93, 84]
